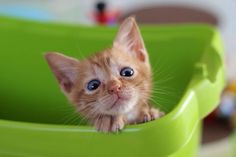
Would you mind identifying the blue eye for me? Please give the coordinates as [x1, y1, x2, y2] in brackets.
[87, 79, 101, 91]
[120, 67, 134, 77]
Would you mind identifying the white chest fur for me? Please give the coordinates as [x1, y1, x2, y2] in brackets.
[125, 108, 139, 123]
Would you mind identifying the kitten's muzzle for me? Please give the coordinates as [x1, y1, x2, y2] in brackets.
[107, 80, 122, 94]
[108, 86, 121, 94]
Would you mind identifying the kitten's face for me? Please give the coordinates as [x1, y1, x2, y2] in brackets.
[45, 17, 151, 118]
[71, 47, 151, 116]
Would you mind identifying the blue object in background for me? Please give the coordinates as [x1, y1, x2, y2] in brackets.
[0, 5, 52, 21]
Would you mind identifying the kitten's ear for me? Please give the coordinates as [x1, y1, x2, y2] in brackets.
[44, 52, 79, 93]
[113, 16, 148, 63]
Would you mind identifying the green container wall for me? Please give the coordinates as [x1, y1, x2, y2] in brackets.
[0, 16, 225, 157]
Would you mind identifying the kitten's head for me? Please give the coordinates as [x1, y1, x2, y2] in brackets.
[45, 17, 152, 118]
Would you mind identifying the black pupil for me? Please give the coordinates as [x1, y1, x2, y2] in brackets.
[87, 80, 100, 91]
[120, 67, 134, 77]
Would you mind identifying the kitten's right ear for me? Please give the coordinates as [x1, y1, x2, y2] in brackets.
[113, 16, 148, 64]
[44, 52, 79, 93]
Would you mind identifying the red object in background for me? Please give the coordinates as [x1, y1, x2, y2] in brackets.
[94, 11, 120, 25]
[95, 12, 108, 25]
[204, 109, 218, 123]
[92, 1, 120, 26]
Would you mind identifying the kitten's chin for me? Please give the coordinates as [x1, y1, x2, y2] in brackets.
[103, 94, 139, 115]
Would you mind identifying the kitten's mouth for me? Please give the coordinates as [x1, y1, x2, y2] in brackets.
[109, 94, 128, 109]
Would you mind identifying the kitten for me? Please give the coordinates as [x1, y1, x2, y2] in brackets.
[45, 17, 164, 133]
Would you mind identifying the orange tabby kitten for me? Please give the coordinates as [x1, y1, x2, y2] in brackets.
[45, 17, 164, 132]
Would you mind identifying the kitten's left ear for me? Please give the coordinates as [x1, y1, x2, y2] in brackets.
[113, 16, 148, 64]
[44, 52, 79, 93]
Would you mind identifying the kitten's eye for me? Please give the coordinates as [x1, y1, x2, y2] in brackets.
[120, 67, 134, 77]
[87, 79, 101, 91]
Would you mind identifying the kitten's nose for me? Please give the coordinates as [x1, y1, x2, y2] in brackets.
[108, 80, 121, 94]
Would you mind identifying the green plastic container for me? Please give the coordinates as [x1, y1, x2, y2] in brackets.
[0, 16, 225, 157]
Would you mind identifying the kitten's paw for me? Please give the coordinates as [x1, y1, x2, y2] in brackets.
[111, 116, 125, 132]
[94, 115, 112, 133]
[139, 111, 151, 123]
[94, 115, 125, 133]
[138, 107, 165, 123]
[149, 107, 165, 120]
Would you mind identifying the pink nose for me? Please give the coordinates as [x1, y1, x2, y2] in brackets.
[108, 84, 121, 94]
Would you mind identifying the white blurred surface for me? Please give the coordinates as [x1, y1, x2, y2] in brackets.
[199, 137, 233, 157]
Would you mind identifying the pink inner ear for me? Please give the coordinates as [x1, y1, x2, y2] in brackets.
[61, 80, 73, 93]
[48, 63, 77, 93]
[130, 40, 146, 62]
[136, 50, 145, 62]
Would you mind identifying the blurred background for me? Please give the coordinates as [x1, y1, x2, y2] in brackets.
[0, 0, 235, 156]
